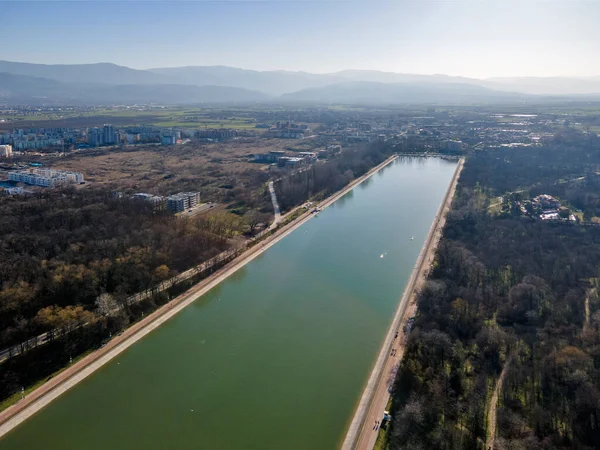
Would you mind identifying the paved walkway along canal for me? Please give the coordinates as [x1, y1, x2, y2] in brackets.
[0, 157, 458, 450]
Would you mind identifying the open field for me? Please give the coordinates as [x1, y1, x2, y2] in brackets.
[40, 138, 321, 202]
[0, 107, 260, 131]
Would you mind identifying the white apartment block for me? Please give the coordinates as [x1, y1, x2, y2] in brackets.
[8, 168, 84, 188]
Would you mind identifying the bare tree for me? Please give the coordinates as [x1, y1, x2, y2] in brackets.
[95, 293, 119, 317]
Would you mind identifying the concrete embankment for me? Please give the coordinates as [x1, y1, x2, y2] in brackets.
[0, 154, 398, 439]
[342, 158, 464, 450]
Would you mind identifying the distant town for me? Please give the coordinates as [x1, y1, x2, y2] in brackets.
[0, 105, 587, 211]
[1, 100, 600, 450]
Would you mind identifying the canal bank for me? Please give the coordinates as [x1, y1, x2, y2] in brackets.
[0, 154, 399, 438]
[0, 157, 458, 450]
[342, 158, 464, 450]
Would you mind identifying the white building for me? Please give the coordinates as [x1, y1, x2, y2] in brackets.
[8, 168, 84, 188]
[540, 212, 559, 220]
[0, 144, 13, 158]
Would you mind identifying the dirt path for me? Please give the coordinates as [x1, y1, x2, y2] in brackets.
[343, 158, 464, 450]
[268, 181, 282, 228]
[0, 154, 399, 439]
[584, 287, 595, 334]
[486, 355, 513, 450]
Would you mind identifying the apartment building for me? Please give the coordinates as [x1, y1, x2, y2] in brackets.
[8, 168, 85, 187]
[0, 144, 12, 158]
[166, 192, 201, 213]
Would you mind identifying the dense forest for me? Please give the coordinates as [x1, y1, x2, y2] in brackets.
[388, 130, 600, 449]
[0, 188, 256, 402]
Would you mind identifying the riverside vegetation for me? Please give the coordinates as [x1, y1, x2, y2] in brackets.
[387, 129, 600, 450]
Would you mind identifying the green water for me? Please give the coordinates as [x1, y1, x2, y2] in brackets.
[0, 157, 457, 450]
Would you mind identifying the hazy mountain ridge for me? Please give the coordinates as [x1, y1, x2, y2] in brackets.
[0, 72, 268, 105]
[0, 60, 165, 85]
[327, 70, 481, 86]
[148, 66, 344, 95]
[1, 60, 600, 104]
[486, 76, 600, 95]
[281, 81, 530, 104]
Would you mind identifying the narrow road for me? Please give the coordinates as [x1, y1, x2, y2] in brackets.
[343, 158, 464, 450]
[268, 181, 282, 229]
[486, 355, 513, 450]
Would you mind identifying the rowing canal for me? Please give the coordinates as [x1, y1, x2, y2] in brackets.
[0, 157, 458, 450]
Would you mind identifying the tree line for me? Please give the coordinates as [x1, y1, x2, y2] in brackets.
[274, 141, 395, 211]
[387, 131, 600, 450]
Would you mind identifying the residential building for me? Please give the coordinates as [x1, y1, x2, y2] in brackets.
[442, 140, 463, 152]
[277, 156, 305, 169]
[540, 212, 559, 220]
[103, 124, 117, 145]
[533, 194, 560, 210]
[297, 152, 317, 164]
[166, 192, 201, 213]
[126, 134, 140, 144]
[8, 168, 84, 187]
[0, 144, 12, 158]
[161, 135, 176, 145]
[133, 193, 165, 209]
[280, 129, 304, 139]
[87, 127, 103, 147]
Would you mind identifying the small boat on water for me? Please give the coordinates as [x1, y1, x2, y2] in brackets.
[410, 236, 414, 241]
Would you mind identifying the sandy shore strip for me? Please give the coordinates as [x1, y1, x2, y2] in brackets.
[0, 154, 398, 438]
[342, 158, 464, 450]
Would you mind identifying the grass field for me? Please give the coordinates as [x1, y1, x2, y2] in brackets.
[152, 119, 256, 128]
[0, 107, 259, 130]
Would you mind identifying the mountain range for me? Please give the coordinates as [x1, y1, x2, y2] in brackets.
[0, 60, 599, 105]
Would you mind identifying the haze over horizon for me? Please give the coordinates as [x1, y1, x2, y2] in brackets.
[3, 0, 599, 79]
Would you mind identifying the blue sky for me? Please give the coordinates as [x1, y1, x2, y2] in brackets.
[3, 0, 599, 78]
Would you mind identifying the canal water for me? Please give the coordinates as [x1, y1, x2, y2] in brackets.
[0, 157, 457, 450]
